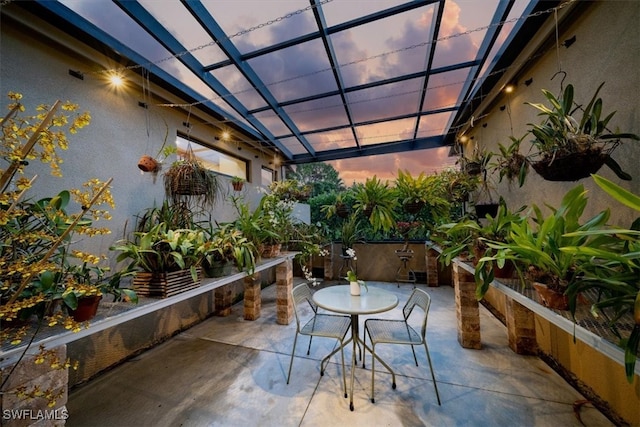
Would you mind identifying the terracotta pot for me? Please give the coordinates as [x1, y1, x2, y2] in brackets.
[260, 243, 281, 258]
[532, 282, 569, 310]
[232, 181, 244, 191]
[138, 155, 159, 172]
[70, 295, 102, 322]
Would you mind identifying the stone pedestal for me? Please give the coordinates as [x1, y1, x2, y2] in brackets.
[276, 258, 293, 325]
[505, 297, 537, 355]
[453, 263, 481, 349]
[426, 247, 439, 287]
[1, 345, 69, 426]
[243, 272, 261, 321]
[214, 285, 233, 317]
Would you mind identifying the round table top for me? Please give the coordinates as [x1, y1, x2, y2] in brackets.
[312, 285, 399, 315]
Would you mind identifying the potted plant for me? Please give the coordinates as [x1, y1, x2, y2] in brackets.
[111, 222, 207, 298]
[474, 185, 609, 307]
[525, 82, 639, 181]
[562, 174, 640, 382]
[321, 191, 354, 219]
[457, 143, 493, 176]
[163, 143, 221, 210]
[394, 169, 430, 214]
[352, 176, 397, 233]
[231, 176, 245, 191]
[201, 222, 256, 277]
[339, 213, 363, 255]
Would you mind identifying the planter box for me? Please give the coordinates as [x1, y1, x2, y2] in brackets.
[133, 268, 202, 298]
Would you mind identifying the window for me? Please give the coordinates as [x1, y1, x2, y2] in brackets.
[261, 166, 274, 187]
[176, 135, 247, 180]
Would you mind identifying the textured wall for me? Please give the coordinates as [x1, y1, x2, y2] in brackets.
[0, 7, 273, 271]
[463, 1, 640, 227]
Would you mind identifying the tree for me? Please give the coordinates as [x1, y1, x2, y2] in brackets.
[288, 162, 344, 197]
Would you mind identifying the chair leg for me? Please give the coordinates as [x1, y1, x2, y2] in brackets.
[362, 328, 367, 368]
[370, 342, 376, 403]
[411, 344, 418, 366]
[339, 339, 347, 398]
[286, 332, 299, 384]
[306, 335, 313, 355]
[423, 342, 441, 405]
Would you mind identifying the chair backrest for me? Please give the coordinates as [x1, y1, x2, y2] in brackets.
[402, 288, 431, 338]
[291, 283, 318, 328]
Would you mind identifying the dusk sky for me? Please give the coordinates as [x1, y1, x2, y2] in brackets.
[59, 0, 531, 183]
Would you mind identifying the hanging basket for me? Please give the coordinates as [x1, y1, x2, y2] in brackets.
[529, 146, 610, 182]
[138, 155, 159, 172]
[170, 168, 207, 195]
[464, 161, 483, 176]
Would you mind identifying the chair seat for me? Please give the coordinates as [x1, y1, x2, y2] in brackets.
[365, 319, 421, 345]
[301, 314, 351, 339]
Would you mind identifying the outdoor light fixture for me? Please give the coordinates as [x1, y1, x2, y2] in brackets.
[563, 35, 576, 48]
[458, 135, 468, 143]
[68, 69, 84, 80]
[504, 84, 515, 94]
[108, 73, 124, 87]
[221, 131, 230, 140]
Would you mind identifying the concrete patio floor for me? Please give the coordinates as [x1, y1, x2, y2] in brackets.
[67, 281, 613, 426]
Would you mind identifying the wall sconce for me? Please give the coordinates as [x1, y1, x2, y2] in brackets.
[108, 73, 124, 87]
[563, 35, 576, 48]
[221, 131, 230, 140]
[504, 84, 515, 94]
[458, 135, 469, 144]
[68, 69, 84, 80]
[524, 78, 533, 86]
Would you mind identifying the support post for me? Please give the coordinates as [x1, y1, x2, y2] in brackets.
[243, 272, 261, 321]
[453, 263, 481, 349]
[276, 258, 293, 325]
[505, 296, 537, 355]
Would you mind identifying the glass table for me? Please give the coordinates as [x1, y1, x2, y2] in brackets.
[313, 285, 398, 411]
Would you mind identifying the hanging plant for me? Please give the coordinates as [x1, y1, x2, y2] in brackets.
[525, 82, 639, 181]
[163, 144, 221, 210]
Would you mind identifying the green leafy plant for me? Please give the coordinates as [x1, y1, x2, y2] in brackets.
[352, 176, 397, 233]
[561, 174, 640, 382]
[474, 185, 609, 300]
[201, 222, 256, 275]
[491, 135, 529, 187]
[526, 82, 639, 180]
[111, 222, 206, 282]
[163, 145, 221, 210]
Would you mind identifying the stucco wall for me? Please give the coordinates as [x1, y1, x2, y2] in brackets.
[463, 1, 640, 226]
[0, 7, 276, 271]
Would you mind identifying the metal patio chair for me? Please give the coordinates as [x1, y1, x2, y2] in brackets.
[363, 287, 441, 405]
[286, 283, 351, 398]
